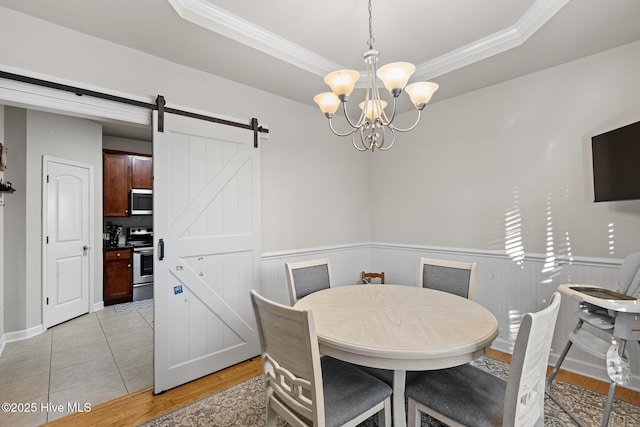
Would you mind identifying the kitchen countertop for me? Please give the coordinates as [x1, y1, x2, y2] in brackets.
[104, 244, 152, 250]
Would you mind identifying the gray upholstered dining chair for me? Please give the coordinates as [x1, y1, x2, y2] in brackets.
[419, 257, 477, 300]
[250, 290, 392, 427]
[405, 291, 561, 427]
[285, 258, 332, 305]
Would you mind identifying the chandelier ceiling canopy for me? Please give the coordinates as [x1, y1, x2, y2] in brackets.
[314, 0, 439, 152]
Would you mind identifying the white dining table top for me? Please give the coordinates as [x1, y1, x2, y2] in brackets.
[294, 284, 499, 370]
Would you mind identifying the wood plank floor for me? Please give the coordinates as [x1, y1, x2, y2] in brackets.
[43, 350, 639, 426]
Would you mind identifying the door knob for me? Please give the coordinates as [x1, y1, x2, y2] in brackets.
[83, 245, 91, 255]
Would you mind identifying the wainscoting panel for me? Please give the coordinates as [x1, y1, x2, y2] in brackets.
[261, 243, 639, 391]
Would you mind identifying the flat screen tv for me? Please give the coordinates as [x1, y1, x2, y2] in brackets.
[592, 120, 640, 202]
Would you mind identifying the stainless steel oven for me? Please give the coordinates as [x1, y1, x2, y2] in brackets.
[128, 227, 154, 301]
[133, 246, 153, 285]
[132, 246, 153, 301]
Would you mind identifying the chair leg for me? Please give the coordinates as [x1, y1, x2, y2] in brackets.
[407, 399, 420, 427]
[266, 401, 278, 427]
[378, 398, 392, 427]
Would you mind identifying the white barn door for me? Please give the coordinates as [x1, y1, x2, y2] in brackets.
[153, 111, 261, 393]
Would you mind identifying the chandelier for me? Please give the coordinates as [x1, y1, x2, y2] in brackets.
[314, 0, 439, 152]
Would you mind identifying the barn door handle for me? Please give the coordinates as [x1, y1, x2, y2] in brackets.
[159, 238, 165, 260]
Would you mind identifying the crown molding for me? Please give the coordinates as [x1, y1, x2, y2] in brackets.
[167, 0, 570, 81]
[167, 0, 340, 76]
[414, 0, 571, 80]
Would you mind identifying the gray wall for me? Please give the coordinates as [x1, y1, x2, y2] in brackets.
[2, 108, 103, 332]
[2, 107, 26, 332]
[373, 40, 640, 260]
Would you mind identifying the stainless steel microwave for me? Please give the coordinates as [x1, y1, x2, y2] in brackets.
[130, 189, 152, 215]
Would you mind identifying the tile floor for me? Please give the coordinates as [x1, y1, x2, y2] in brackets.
[0, 304, 153, 426]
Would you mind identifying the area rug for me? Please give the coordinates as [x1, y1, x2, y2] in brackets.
[114, 298, 154, 312]
[140, 357, 640, 427]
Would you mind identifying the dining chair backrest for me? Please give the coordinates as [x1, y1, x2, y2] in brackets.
[250, 290, 393, 427]
[503, 291, 561, 425]
[419, 257, 477, 300]
[250, 290, 323, 425]
[405, 292, 561, 427]
[362, 271, 385, 284]
[286, 258, 332, 305]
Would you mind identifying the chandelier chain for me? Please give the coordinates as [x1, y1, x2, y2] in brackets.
[367, 0, 375, 49]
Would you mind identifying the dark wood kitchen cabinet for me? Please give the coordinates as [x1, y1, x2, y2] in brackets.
[103, 150, 152, 216]
[130, 155, 153, 189]
[103, 248, 133, 305]
[103, 151, 130, 216]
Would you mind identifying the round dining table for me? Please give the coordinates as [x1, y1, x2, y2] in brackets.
[294, 284, 499, 427]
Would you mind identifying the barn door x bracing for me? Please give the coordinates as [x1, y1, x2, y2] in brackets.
[153, 110, 261, 393]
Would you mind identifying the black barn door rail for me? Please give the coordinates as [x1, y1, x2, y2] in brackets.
[0, 70, 268, 148]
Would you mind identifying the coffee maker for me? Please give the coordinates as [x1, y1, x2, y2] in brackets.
[105, 223, 124, 248]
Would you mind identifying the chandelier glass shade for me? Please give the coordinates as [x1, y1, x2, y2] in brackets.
[314, 0, 439, 152]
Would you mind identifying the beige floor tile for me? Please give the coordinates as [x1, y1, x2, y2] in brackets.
[0, 305, 155, 422]
[106, 328, 153, 354]
[98, 311, 150, 338]
[50, 338, 111, 371]
[137, 306, 154, 326]
[112, 341, 152, 367]
[49, 355, 119, 394]
[0, 355, 51, 386]
[51, 329, 108, 354]
[52, 312, 99, 331]
[0, 374, 49, 403]
[0, 331, 52, 364]
[0, 394, 48, 427]
[121, 362, 153, 392]
[52, 316, 102, 340]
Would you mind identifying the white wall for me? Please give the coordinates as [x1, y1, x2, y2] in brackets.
[372, 40, 640, 260]
[0, 7, 370, 331]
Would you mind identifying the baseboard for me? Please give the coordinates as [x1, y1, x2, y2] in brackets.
[3, 323, 44, 343]
[487, 348, 640, 406]
[3, 304, 104, 345]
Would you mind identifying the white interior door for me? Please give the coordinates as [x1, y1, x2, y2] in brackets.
[43, 157, 92, 328]
[153, 111, 261, 393]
